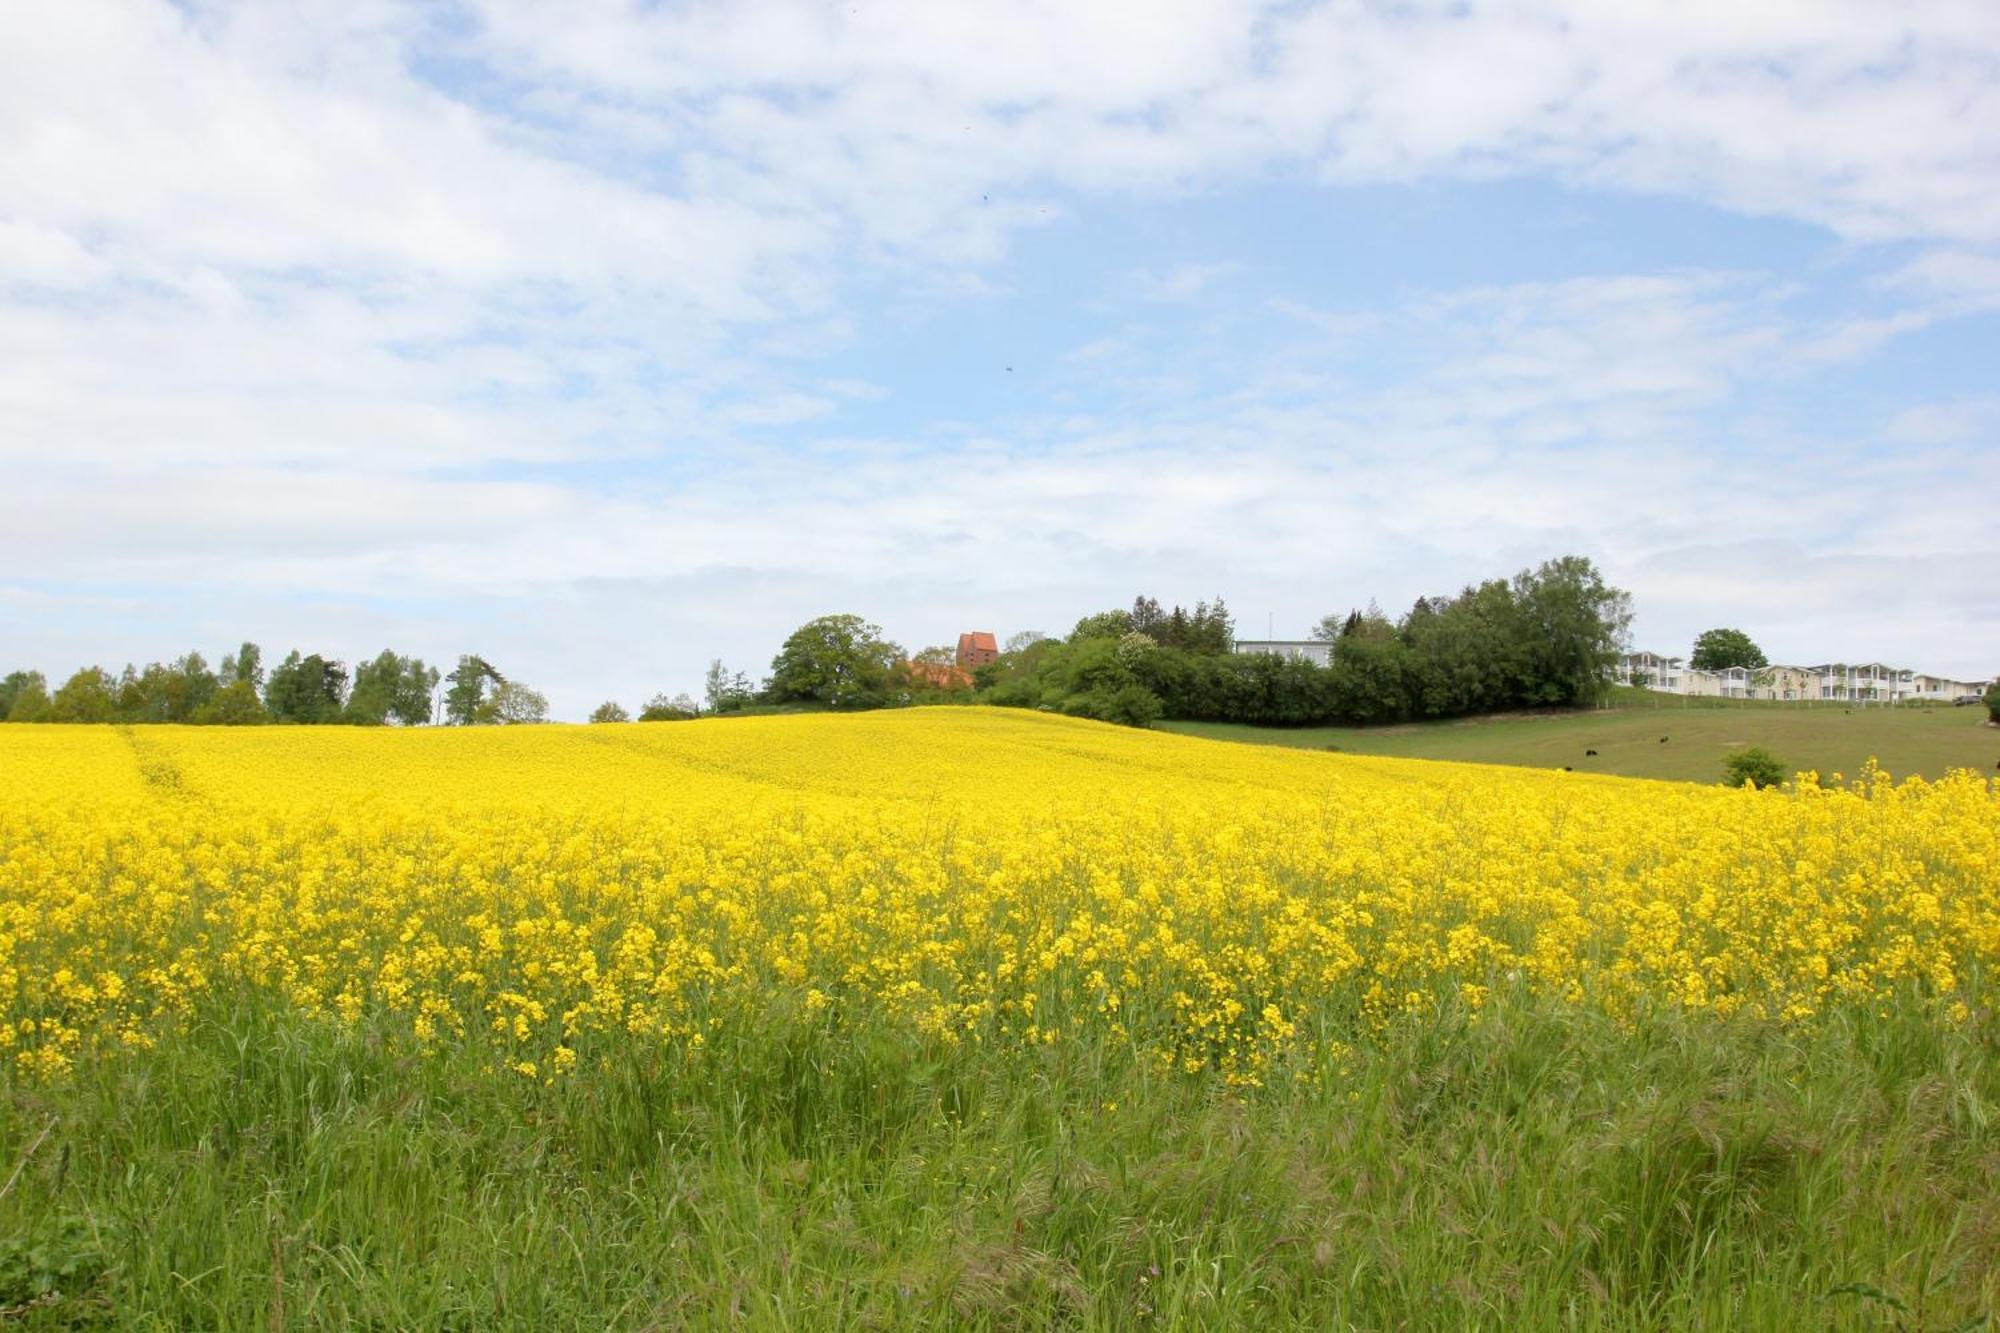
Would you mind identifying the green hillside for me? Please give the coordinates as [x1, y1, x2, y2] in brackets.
[1160, 701, 1999, 784]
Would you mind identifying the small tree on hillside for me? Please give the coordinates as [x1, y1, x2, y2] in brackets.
[589, 701, 630, 723]
[1691, 628, 1769, 671]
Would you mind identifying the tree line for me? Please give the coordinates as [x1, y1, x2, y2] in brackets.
[0, 645, 551, 726]
[676, 555, 1632, 730]
[976, 555, 1631, 726]
[1, 554, 1636, 730]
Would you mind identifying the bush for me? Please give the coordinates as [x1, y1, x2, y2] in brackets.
[1986, 679, 2000, 724]
[1091, 684, 1164, 728]
[1723, 746, 1788, 790]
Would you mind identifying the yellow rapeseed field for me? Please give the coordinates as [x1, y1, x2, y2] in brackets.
[3, 709, 1996, 1084]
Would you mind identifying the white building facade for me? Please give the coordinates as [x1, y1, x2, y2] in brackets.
[1615, 652, 1990, 704]
[1231, 639, 1334, 667]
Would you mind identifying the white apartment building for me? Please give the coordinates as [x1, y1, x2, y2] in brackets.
[1616, 652, 1991, 704]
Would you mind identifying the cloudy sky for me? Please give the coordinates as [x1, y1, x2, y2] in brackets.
[5, 0, 1998, 716]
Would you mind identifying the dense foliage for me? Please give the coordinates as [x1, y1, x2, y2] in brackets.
[1691, 627, 1770, 671]
[983, 555, 1633, 726]
[766, 613, 906, 709]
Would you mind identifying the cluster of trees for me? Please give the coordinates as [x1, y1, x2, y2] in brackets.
[978, 556, 1632, 727]
[0, 645, 549, 726]
[4, 555, 1647, 731]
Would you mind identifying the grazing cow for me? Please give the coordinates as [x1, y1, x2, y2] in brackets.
[1659, 736, 1669, 744]
[1585, 749, 1598, 756]
[1562, 766, 1572, 771]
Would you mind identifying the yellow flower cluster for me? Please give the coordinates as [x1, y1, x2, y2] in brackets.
[3, 710, 1995, 1083]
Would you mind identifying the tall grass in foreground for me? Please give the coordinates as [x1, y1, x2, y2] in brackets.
[4, 993, 1994, 1330]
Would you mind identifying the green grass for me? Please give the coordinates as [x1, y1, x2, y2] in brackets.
[1160, 700, 2000, 784]
[4, 997, 1996, 1329]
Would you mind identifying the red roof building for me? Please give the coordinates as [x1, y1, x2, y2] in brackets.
[956, 631, 999, 671]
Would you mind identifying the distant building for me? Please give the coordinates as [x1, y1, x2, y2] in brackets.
[1232, 639, 1333, 667]
[1613, 651, 1685, 692]
[955, 632, 999, 672]
[907, 659, 973, 690]
[1615, 651, 1990, 705]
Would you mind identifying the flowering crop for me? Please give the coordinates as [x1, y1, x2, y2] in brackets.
[3, 709, 1996, 1084]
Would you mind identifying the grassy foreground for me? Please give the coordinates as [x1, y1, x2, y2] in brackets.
[1160, 699, 1999, 783]
[6, 997, 1996, 1329]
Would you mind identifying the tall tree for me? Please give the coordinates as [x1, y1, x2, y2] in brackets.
[50, 667, 116, 723]
[1512, 556, 1632, 707]
[1689, 628, 1769, 671]
[443, 656, 504, 726]
[219, 642, 264, 691]
[263, 652, 349, 724]
[767, 614, 903, 708]
[0, 670, 45, 720]
[1, 671, 50, 722]
[347, 651, 441, 726]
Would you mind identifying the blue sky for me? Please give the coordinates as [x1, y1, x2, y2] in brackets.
[4, 1, 1998, 717]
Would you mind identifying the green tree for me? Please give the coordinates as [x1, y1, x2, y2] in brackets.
[191, 679, 268, 725]
[1690, 628, 1769, 671]
[1512, 556, 1632, 707]
[1069, 608, 1133, 642]
[3, 672, 51, 722]
[589, 701, 630, 723]
[0, 671, 44, 720]
[263, 652, 349, 724]
[487, 680, 549, 724]
[347, 651, 440, 726]
[1985, 678, 2000, 724]
[219, 643, 264, 691]
[1724, 746, 1788, 789]
[444, 656, 504, 726]
[767, 614, 904, 708]
[50, 667, 116, 723]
